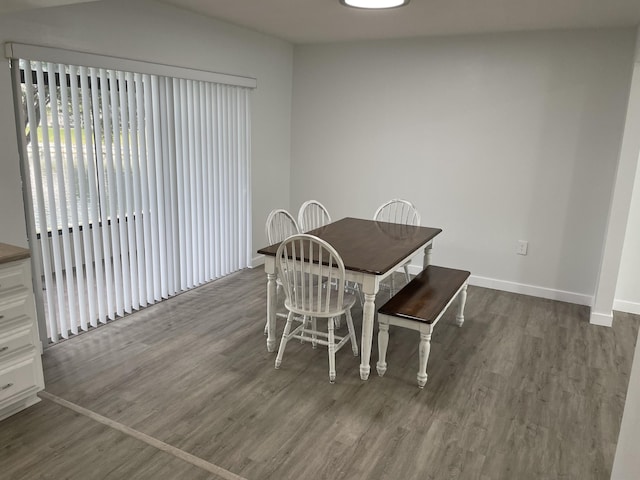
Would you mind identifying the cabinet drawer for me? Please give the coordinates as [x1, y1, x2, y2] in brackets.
[0, 260, 29, 295]
[0, 290, 31, 325]
[0, 317, 33, 359]
[0, 353, 40, 404]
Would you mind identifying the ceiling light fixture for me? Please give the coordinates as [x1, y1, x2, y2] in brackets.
[340, 0, 409, 9]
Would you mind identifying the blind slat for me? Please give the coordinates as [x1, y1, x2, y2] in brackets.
[118, 71, 138, 311]
[137, 74, 153, 305]
[92, 68, 115, 322]
[204, 83, 213, 280]
[69, 64, 94, 331]
[109, 69, 130, 315]
[164, 78, 179, 296]
[58, 63, 82, 334]
[130, 73, 146, 307]
[82, 67, 105, 328]
[150, 75, 166, 299]
[24, 61, 59, 341]
[37, 62, 69, 339]
[48, 62, 76, 338]
[194, 82, 204, 285]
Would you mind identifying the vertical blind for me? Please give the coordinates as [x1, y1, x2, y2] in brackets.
[15, 58, 252, 342]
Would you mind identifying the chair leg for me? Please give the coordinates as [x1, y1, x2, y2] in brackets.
[328, 317, 336, 383]
[300, 315, 309, 343]
[417, 329, 433, 388]
[275, 311, 295, 369]
[345, 309, 358, 356]
[355, 282, 364, 307]
[403, 264, 411, 283]
[311, 317, 318, 348]
[455, 284, 468, 327]
[376, 321, 389, 376]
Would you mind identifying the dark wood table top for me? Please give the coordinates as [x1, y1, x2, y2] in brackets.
[257, 217, 442, 276]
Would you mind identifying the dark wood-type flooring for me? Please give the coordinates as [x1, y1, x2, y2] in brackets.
[1, 267, 638, 480]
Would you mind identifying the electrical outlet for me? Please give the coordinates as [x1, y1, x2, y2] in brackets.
[517, 240, 528, 256]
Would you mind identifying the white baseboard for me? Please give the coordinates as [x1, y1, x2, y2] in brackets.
[468, 275, 594, 306]
[251, 255, 265, 268]
[590, 311, 614, 327]
[613, 299, 640, 315]
[407, 265, 593, 306]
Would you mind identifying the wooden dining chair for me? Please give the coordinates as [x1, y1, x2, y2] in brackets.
[374, 199, 421, 294]
[298, 200, 331, 232]
[299, 199, 363, 310]
[266, 209, 300, 245]
[264, 209, 301, 334]
[274, 234, 358, 383]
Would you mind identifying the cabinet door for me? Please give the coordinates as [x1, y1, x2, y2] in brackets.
[0, 261, 29, 296]
[0, 316, 34, 359]
[0, 353, 40, 404]
[0, 289, 32, 325]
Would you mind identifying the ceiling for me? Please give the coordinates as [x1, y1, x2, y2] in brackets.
[1, 0, 640, 44]
[158, 0, 640, 44]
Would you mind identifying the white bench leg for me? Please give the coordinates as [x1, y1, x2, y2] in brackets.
[455, 283, 468, 327]
[376, 321, 389, 376]
[417, 326, 433, 388]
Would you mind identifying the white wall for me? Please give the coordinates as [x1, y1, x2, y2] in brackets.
[0, 0, 293, 254]
[616, 160, 640, 314]
[291, 29, 635, 302]
[612, 54, 640, 472]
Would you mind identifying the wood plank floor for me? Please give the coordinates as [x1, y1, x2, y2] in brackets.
[1, 267, 638, 480]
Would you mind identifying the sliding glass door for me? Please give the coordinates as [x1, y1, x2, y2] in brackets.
[13, 58, 252, 342]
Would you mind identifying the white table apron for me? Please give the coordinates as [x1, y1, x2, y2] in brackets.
[264, 241, 433, 380]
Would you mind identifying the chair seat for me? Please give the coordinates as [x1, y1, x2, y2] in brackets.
[284, 288, 357, 317]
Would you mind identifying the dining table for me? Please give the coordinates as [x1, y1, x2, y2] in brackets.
[257, 217, 442, 380]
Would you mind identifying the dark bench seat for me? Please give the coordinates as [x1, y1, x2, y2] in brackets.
[376, 265, 470, 388]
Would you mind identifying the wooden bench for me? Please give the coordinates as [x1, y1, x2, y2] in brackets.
[376, 265, 470, 388]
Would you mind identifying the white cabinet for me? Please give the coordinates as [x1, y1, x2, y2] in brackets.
[0, 244, 44, 422]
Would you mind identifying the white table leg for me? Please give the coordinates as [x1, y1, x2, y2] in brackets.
[266, 271, 277, 352]
[360, 275, 379, 380]
[423, 242, 433, 267]
[360, 292, 376, 380]
[456, 283, 468, 327]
